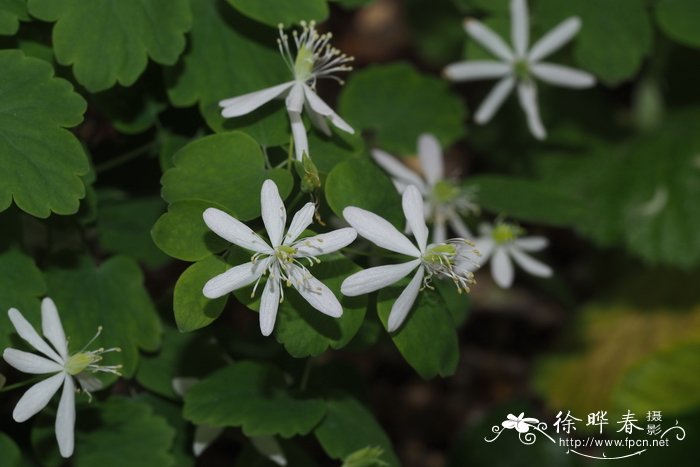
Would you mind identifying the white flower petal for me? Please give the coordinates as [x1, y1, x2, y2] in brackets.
[443, 61, 511, 81]
[371, 149, 426, 190]
[511, 0, 529, 57]
[514, 236, 548, 252]
[76, 373, 103, 393]
[12, 371, 65, 422]
[193, 425, 224, 457]
[509, 246, 553, 278]
[529, 17, 581, 62]
[172, 377, 199, 398]
[402, 186, 429, 253]
[341, 260, 421, 296]
[387, 266, 424, 332]
[517, 81, 546, 140]
[302, 84, 355, 134]
[289, 109, 309, 161]
[203, 208, 271, 254]
[220, 81, 295, 117]
[7, 308, 63, 364]
[284, 202, 315, 245]
[531, 63, 596, 89]
[285, 82, 305, 114]
[432, 218, 447, 244]
[515, 422, 531, 433]
[259, 277, 280, 336]
[475, 76, 516, 124]
[261, 180, 287, 248]
[502, 420, 517, 429]
[464, 19, 514, 61]
[202, 259, 269, 299]
[289, 265, 343, 318]
[251, 436, 287, 466]
[343, 207, 421, 257]
[56, 375, 75, 458]
[41, 298, 68, 361]
[473, 238, 495, 262]
[417, 133, 444, 185]
[491, 247, 515, 288]
[3, 349, 64, 374]
[294, 228, 357, 256]
[447, 213, 473, 239]
[304, 101, 331, 136]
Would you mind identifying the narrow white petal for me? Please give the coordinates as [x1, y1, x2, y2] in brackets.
[475, 76, 516, 124]
[289, 109, 308, 161]
[41, 298, 68, 361]
[171, 377, 199, 398]
[447, 213, 473, 239]
[491, 248, 515, 288]
[432, 218, 447, 243]
[509, 246, 553, 277]
[75, 373, 103, 393]
[289, 265, 343, 318]
[294, 228, 357, 256]
[56, 375, 75, 458]
[251, 436, 287, 466]
[13, 371, 65, 422]
[443, 61, 511, 82]
[473, 238, 495, 261]
[220, 81, 295, 117]
[285, 82, 305, 114]
[402, 186, 429, 253]
[7, 308, 63, 364]
[303, 85, 355, 134]
[464, 19, 514, 61]
[387, 266, 424, 332]
[529, 17, 581, 62]
[259, 278, 280, 336]
[261, 180, 286, 248]
[511, 0, 529, 57]
[202, 259, 269, 299]
[514, 236, 548, 252]
[417, 134, 444, 185]
[284, 203, 315, 245]
[341, 260, 421, 296]
[517, 81, 547, 140]
[371, 149, 426, 189]
[343, 207, 421, 257]
[3, 349, 64, 374]
[304, 101, 331, 136]
[531, 63, 596, 89]
[193, 425, 224, 457]
[203, 208, 271, 254]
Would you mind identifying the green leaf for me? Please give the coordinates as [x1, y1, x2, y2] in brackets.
[656, 0, 700, 49]
[339, 62, 467, 154]
[226, 0, 328, 27]
[136, 394, 196, 467]
[308, 129, 366, 175]
[465, 175, 581, 226]
[152, 200, 230, 262]
[166, 0, 291, 144]
[174, 255, 229, 332]
[325, 158, 403, 228]
[97, 193, 169, 268]
[0, 246, 47, 351]
[184, 361, 327, 437]
[45, 256, 162, 377]
[274, 255, 367, 357]
[27, 0, 192, 92]
[534, 0, 652, 85]
[315, 395, 400, 467]
[377, 284, 459, 379]
[73, 398, 176, 467]
[0, 49, 88, 217]
[161, 132, 294, 221]
[613, 342, 700, 416]
[0, 432, 21, 467]
[0, 0, 29, 35]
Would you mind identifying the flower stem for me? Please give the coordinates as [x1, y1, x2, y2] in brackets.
[299, 359, 312, 391]
[0, 375, 46, 393]
[95, 140, 158, 173]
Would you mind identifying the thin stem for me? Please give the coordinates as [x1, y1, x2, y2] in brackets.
[95, 141, 157, 173]
[342, 247, 410, 261]
[0, 375, 47, 393]
[287, 134, 294, 171]
[299, 359, 312, 391]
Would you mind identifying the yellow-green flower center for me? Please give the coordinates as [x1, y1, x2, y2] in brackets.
[491, 223, 523, 245]
[514, 60, 530, 80]
[294, 45, 315, 81]
[432, 180, 461, 204]
[275, 245, 297, 263]
[423, 243, 457, 265]
[64, 352, 100, 376]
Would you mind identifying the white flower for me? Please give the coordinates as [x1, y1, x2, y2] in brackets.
[472, 221, 552, 288]
[2, 298, 121, 458]
[502, 412, 539, 433]
[202, 179, 357, 336]
[341, 185, 478, 332]
[371, 133, 478, 243]
[444, 0, 596, 139]
[219, 21, 355, 161]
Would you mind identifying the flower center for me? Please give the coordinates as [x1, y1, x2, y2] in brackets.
[491, 222, 523, 245]
[513, 59, 530, 80]
[432, 180, 461, 204]
[274, 245, 297, 263]
[64, 352, 99, 375]
[421, 240, 478, 293]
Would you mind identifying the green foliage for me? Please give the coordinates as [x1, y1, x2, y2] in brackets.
[0, 50, 88, 218]
[656, 0, 700, 49]
[226, 0, 328, 27]
[28, 0, 192, 92]
[0, 432, 21, 467]
[174, 256, 229, 332]
[0, 0, 28, 35]
[184, 361, 327, 436]
[339, 63, 468, 154]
